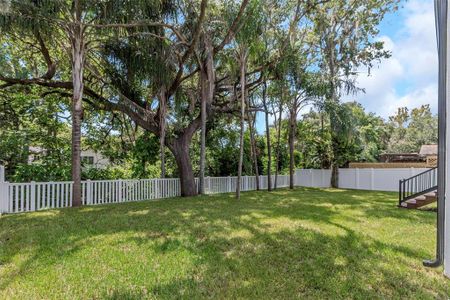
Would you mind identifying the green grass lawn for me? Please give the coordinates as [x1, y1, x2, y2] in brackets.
[0, 188, 449, 299]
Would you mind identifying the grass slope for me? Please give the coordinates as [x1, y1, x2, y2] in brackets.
[0, 188, 448, 299]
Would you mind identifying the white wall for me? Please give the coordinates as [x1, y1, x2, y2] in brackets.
[296, 168, 431, 192]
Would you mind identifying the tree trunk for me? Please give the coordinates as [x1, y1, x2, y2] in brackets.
[331, 162, 339, 188]
[159, 88, 167, 178]
[246, 97, 260, 190]
[274, 101, 283, 190]
[329, 106, 340, 188]
[70, 21, 85, 207]
[199, 38, 215, 195]
[327, 42, 339, 188]
[288, 109, 297, 189]
[199, 68, 207, 194]
[236, 50, 247, 199]
[262, 82, 272, 191]
[168, 136, 198, 197]
[320, 112, 327, 169]
[329, 125, 340, 188]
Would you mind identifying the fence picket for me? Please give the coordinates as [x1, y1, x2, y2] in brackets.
[21, 185, 25, 212]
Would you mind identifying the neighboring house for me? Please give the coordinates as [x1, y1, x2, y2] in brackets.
[419, 144, 437, 156]
[28, 146, 46, 164]
[80, 149, 110, 169]
[28, 146, 110, 169]
[349, 144, 438, 168]
[419, 144, 438, 167]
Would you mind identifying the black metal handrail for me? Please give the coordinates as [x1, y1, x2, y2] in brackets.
[398, 167, 438, 207]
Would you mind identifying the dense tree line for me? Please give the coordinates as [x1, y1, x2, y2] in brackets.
[0, 0, 401, 203]
[1, 92, 437, 180]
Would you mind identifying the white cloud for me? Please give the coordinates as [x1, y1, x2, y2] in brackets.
[381, 83, 438, 117]
[348, 0, 438, 119]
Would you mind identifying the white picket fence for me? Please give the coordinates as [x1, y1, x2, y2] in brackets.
[0, 175, 291, 214]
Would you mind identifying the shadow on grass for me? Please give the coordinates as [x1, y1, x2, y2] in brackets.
[0, 187, 446, 298]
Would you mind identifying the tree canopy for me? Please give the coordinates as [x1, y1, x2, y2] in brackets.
[0, 0, 407, 199]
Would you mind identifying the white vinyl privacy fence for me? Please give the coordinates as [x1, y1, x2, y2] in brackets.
[295, 168, 431, 191]
[0, 175, 291, 214]
[295, 169, 331, 188]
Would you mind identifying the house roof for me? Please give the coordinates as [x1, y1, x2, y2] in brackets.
[419, 144, 437, 156]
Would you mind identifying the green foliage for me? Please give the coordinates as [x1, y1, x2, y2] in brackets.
[12, 162, 71, 182]
[297, 102, 390, 168]
[297, 110, 332, 169]
[331, 102, 390, 166]
[81, 165, 132, 181]
[387, 105, 438, 153]
[0, 86, 72, 181]
[202, 119, 264, 176]
[130, 133, 161, 178]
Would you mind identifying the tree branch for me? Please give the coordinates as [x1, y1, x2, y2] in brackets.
[168, 0, 208, 96]
[34, 30, 57, 80]
[214, 0, 250, 55]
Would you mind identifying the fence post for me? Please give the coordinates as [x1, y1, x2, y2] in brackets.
[0, 181, 8, 213]
[86, 180, 92, 205]
[30, 181, 36, 211]
[310, 170, 314, 187]
[116, 179, 121, 202]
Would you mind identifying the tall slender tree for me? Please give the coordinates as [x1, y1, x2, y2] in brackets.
[246, 93, 260, 190]
[273, 91, 283, 190]
[312, 0, 398, 187]
[261, 81, 272, 191]
[236, 47, 248, 199]
[231, 0, 264, 199]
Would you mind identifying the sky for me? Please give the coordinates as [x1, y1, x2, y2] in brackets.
[348, 0, 438, 119]
[255, 0, 438, 133]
